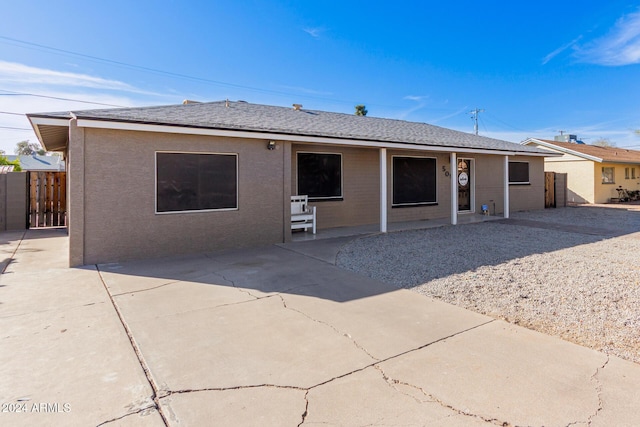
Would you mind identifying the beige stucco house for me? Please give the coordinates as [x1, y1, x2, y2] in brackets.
[28, 101, 551, 266]
[523, 138, 640, 204]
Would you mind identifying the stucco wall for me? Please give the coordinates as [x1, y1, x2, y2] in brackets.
[594, 163, 640, 203]
[544, 159, 594, 203]
[76, 127, 287, 265]
[509, 156, 545, 212]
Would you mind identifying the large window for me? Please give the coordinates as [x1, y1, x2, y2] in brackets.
[156, 152, 238, 213]
[602, 167, 615, 184]
[509, 161, 530, 185]
[393, 156, 437, 206]
[297, 152, 342, 200]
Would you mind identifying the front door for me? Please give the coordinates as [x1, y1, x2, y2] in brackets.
[457, 159, 473, 212]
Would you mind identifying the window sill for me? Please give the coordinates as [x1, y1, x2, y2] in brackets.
[392, 202, 438, 208]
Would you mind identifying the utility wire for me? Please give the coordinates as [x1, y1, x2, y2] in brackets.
[0, 126, 31, 131]
[0, 89, 125, 107]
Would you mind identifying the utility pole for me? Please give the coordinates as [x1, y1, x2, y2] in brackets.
[469, 108, 485, 135]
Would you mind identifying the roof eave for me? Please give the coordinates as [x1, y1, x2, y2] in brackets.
[73, 118, 550, 156]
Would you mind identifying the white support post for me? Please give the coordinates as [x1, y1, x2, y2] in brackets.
[504, 155, 510, 219]
[380, 148, 387, 233]
[451, 152, 457, 225]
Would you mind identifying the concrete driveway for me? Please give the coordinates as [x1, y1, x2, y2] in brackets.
[1, 228, 640, 426]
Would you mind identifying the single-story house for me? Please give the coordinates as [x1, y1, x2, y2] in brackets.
[4, 154, 65, 172]
[523, 138, 640, 204]
[28, 100, 551, 267]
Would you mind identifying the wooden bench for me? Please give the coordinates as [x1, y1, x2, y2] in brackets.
[291, 195, 316, 234]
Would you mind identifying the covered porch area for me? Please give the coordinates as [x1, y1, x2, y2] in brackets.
[291, 212, 504, 242]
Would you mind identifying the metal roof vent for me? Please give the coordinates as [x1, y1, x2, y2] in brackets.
[182, 100, 201, 105]
[293, 104, 303, 111]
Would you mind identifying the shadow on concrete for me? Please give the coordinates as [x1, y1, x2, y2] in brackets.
[85, 206, 640, 303]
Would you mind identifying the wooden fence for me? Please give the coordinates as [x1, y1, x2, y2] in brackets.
[29, 172, 67, 228]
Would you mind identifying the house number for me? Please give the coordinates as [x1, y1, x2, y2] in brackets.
[442, 166, 450, 177]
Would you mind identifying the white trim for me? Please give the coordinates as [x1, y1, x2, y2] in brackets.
[503, 156, 510, 219]
[29, 117, 70, 127]
[523, 138, 602, 162]
[451, 153, 457, 225]
[380, 148, 387, 233]
[74, 119, 552, 157]
[155, 151, 239, 214]
[295, 151, 343, 200]
[390, 155, 438, 207]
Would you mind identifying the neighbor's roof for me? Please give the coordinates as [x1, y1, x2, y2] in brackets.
[28, 101, 550, 155]
[524, 138, 640, 164]
[4, 155, 65, 171]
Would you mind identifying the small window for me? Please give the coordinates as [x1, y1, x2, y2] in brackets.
[393, 156, 437, 206]
[297, 152, 342, 200]
[632, 168, 637, 179]
[156, 152, 238, 213]
[509, 162, 529, 185]
[625, 167, 630, 179]
[602, 167, 615, 184]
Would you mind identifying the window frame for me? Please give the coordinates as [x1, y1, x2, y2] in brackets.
[392, 155, 438, 207]
[155, 151, 239, 214]
[296, 151, 343, 201]
[625, 167, 630, 180]
[633, 168, 637, 179]
[508, 161, 530, 185]
[601, 166, 615, 185]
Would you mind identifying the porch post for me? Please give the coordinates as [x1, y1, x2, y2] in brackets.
[380, 148, 387, 233]
[504, 155, 510, 219]
[451, 152, 457, 225]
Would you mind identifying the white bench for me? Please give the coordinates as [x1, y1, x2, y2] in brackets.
[291, 195, 316, 234]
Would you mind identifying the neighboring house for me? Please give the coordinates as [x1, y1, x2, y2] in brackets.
[523, 138, 640, 204]
[4, 154, 65, 172]
[28, 101, 551, 266]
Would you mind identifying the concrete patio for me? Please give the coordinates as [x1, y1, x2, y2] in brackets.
[1, 227, 639, 426]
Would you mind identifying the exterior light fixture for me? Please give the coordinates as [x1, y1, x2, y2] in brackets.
[267, 141, 276, 150]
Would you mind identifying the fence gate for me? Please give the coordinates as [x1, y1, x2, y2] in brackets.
[29, 172, 67, 228]
[544, 172, 556, 208]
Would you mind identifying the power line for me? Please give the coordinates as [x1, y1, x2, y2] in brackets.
[0, 89, 125, 107]
[0, 126, 31, 131]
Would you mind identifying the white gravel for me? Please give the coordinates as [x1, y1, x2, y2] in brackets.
[336, 205, 640, 364]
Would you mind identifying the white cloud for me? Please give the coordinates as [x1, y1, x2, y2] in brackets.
[303, 27, 325, 38]
[542, 36, 583, 65]
[574, 8, 640, 66]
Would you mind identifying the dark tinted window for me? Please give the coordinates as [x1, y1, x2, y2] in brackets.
[297, 152, 342, 199]
[509, 162, 529, 184]
[156, 152, 237, 212]
[393, 157, 437, 205]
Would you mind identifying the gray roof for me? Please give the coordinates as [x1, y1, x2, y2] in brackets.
[29, 101, 546, 155]
[4, 155, 65, 171]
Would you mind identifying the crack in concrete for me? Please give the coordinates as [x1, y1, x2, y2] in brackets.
[0, 230, 26, 274]
[111, 279, 183, 297]
[96, 265, 169, 427]
[583, 355, 610, 427]
[95, 405, 157, 426]
[373, 364, 512, 426]
[277, 294, 380, 361]
[298, 390, 309, 427]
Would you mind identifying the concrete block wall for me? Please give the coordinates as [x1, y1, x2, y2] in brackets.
[0, 172, 28, 231]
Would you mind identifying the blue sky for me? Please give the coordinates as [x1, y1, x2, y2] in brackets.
[2, 0, 640, 154]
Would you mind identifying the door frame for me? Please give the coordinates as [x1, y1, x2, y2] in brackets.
[457, 158, 475, 213]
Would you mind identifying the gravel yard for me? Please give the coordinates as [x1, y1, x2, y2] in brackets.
[336, 205, 640, 364]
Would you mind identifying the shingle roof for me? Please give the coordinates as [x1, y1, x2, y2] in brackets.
[4, 155, 65, 171]
[29, 101, 548, 154]
[534, 139, 640, 164]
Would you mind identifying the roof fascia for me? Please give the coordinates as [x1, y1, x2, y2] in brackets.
[75, 119, 550, 157]
[523, 138, 602, 162]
